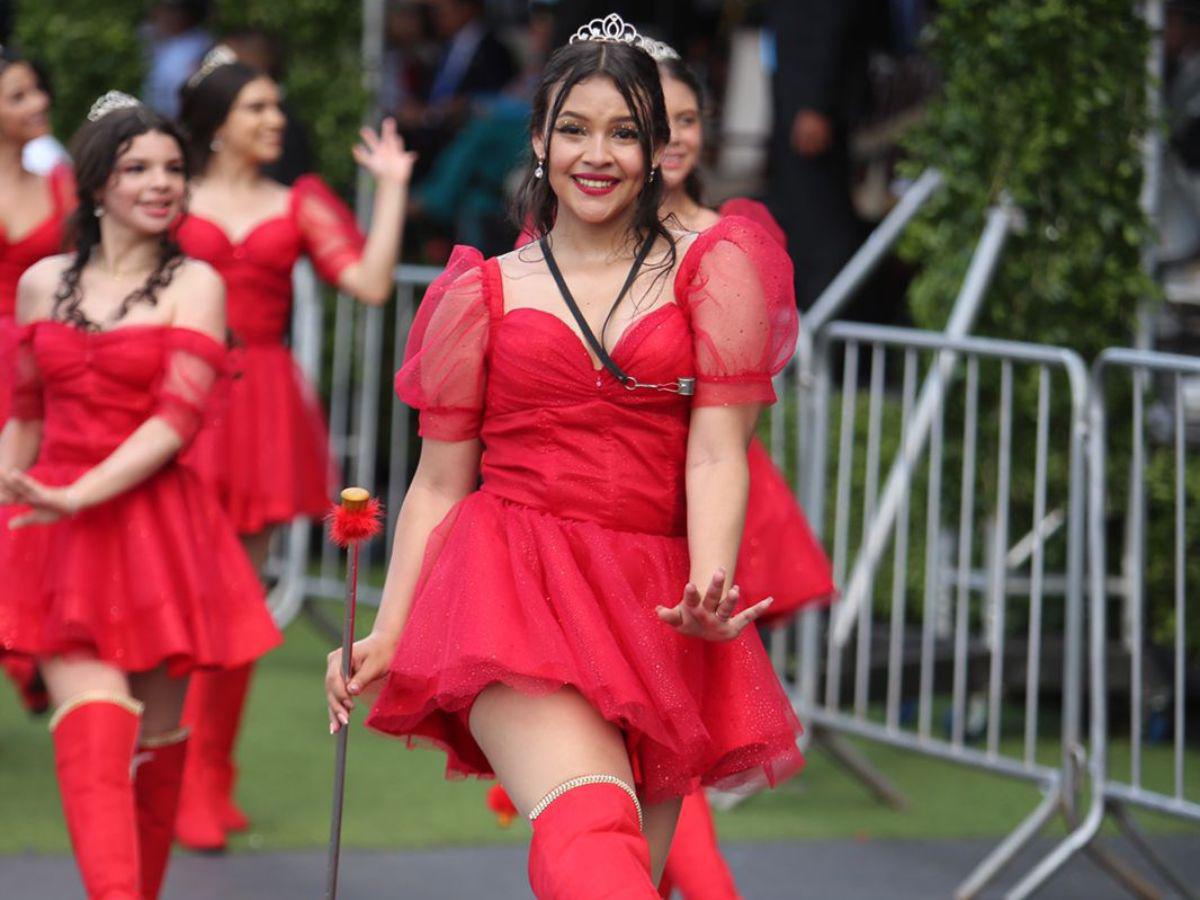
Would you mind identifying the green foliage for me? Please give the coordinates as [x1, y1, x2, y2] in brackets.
[16, 0, 366, 192]
[14, 0, 145, 142]
[900, 0, 1153, 353]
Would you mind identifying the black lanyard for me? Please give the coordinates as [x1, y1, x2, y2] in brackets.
[540, 234, 695, 396]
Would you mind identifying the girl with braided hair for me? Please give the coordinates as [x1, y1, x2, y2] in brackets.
[0, 94, 280, 899]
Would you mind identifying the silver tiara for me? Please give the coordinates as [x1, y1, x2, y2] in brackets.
[570, 13, 646, 50]
[641, 38, 681, 63]
[187, 43, 238, 89]
[87, 91, 142, 122]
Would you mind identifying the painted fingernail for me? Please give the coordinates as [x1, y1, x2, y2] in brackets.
[329, 722, 336, 734]
[348, 683, 358, 694]
[338, 712, 349, 726]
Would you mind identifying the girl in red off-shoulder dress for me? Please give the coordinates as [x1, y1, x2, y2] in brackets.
[170, 46, 415, 850]
[0, 95, 280, 900]
[0, 48, 78, 714]
[325, 20, 804, 898]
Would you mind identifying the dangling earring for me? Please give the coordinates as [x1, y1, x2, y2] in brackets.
[94, 204, 105, 218]
[647, 168, 657, 185]
[534, 157, 545, 180]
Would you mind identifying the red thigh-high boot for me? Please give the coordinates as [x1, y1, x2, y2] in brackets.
[528, 776, 661, 900]
[134, 728, 188, 900]
[50, 692, 143, 900]
[657, 792, 742, 900]
[175, 663, 254, 849]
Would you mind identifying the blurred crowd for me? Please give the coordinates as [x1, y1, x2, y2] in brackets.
[2, 0, 940, 307]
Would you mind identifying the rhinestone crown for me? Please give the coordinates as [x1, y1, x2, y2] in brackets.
[187, 44, 238, 89]
[87, 91, 142, 123]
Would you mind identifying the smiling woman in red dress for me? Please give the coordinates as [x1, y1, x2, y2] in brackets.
[324, 16, 804, 898]
[170, 46, 415, 850]
[0, 48, 78, 714]
[0, 93, 280, 900]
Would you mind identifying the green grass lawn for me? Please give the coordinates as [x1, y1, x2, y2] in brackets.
[2, 610, 1196, 854]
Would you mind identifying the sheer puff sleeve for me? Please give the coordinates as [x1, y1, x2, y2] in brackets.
[9, 325, 44, 421]
[292, 175, 368, 286]
[154, 328, 227, 446]
[394, 246, 491, 441]
[677, 216, 799, 407]
[717, 198, 787, 250]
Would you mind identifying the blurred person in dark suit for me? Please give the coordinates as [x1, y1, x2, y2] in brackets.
[768, 0, 874, 308]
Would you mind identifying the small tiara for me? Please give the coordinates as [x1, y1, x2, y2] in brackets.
[641, 38, 681, 63]
[87, 91, 142, 122]
[569, 13, 645, 50]
[187, 43, 238, 89]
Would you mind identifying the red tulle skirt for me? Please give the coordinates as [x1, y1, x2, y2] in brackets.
[0, 461, 282, 675]
[183, 343, 332, 534]
[366, 491, 805, 804]
[739, 439, 836, 623]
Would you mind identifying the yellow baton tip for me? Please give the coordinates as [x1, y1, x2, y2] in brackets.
[340, 487, 371, 511]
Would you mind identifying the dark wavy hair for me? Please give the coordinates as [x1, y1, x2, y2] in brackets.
[53, 106, 189, 329]
[658, 56, 707, 204]
[514, 39, 671, 245]
[177, 61, 266, 173]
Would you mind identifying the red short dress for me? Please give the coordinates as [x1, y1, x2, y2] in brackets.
[175, 175, 366, 534]
[0, 322, 282, 674]
[0, 165, 75, 427]
[717, 199, 835, 619]
[366, 218, 806, 803]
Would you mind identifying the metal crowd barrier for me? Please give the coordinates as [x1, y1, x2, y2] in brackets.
[265, 261, 439, 622]
[1010, 348, 1200, 898]
[784, 321, 1091, 898]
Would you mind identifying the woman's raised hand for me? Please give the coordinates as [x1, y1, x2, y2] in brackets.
[1, 469, 76, 527]
[655, 568, 773, 642]
[353, 118, 417, 186]
[325, 630, 397, 733]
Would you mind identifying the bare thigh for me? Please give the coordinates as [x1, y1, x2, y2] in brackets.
[41, 656, 188, 736]
[41, 654, 129, 708]
[468, 684, 681, 880]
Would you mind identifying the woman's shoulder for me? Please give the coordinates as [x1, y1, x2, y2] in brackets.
[16, 253, 73, 321]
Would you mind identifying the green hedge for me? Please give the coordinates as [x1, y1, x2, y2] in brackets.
[16, 0, 366, 192]
[900, 0, 1153, 353]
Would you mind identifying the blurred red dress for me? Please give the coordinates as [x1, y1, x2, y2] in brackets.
[0, 165, 75, 427]
[175, 175, 365, 533]
[715, 199, 834, 621]
[367, 217, 805, 803]
[0, 322, 282, 673]
[0, 165, 75, 710]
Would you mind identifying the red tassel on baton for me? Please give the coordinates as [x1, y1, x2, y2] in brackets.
[324, 487, 383, 900]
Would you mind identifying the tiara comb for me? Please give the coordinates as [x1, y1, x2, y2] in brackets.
[640, 38, 681, 63]
[187, 43, 238, 89]
[87, 91, 142, 122]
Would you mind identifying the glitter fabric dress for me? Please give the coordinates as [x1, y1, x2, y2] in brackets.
[175, 175, 365, 533]
[366, 217, 805, 802]
[0, 322, 282, 673]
